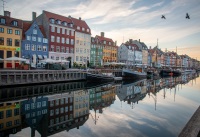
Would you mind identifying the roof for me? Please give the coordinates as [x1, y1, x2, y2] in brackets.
[43, 10, 91, 35]
[0, 15, 23, 29]
[22, 21, 47, 40]
[71, 17, 91, 34]
[124, 43, 140, 51]
[43, 10, 72, 24]
[96, 35, 114, 44]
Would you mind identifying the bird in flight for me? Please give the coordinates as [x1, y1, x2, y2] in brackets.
[161, 15, 166, 19]
[186, 13, 190, 19]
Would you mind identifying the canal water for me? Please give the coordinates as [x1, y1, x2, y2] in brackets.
[0, 73, 200, 137]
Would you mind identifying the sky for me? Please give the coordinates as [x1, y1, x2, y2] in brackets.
[1, 0, 200, 60]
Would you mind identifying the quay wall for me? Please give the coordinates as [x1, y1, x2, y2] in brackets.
[0, 70, 86, 87]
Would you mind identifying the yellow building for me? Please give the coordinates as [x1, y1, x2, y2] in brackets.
[0, 101, 21, 133]
[0, 11, 23, 69]
[96, 32, 117, 63]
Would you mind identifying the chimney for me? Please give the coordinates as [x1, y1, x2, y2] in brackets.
[149, 46, 151, 49]
[115, 41, 117, 46]
[32, 12, 36, 21]
[129, 39, 132, 44]
[101, 32, 104, 37]
[79, 17, 81, 20]
[68, 15, 71, 18]
[4, 11, 11, 17]
[139, 39, 140, 42]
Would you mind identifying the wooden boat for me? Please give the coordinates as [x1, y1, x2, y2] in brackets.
[86, 73, 114, 82]
[122, 69, 147, 80]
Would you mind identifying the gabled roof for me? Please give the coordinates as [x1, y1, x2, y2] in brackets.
[43, 10, 72, 23]
[139, 42, 148, 50]
[22, 21, 47, 40]
[124, 43, 140, 51]
[71, 17, 91, 34]
[0, 15, 23, 28]
[96, 35, 114, 44]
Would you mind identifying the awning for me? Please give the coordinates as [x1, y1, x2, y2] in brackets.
[38, 55, 43, 60]
[43, 55, 47, 59]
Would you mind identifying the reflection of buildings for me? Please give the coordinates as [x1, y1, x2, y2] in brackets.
[0, 101, 21, 137]
[21, 97, 48, 137]
[117, 80, 146, 107]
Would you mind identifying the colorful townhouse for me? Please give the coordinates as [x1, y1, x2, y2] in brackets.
[90, 37, 103, 66]
[36, 10, 76, 68]
[21, 20, 48, 68]
[0, 11, 22, 69]
[118, 42, 141, 66]
[96, 32, 117, 63]
[72, 17, 91, 67]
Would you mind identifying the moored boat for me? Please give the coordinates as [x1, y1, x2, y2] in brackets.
[86, 73, 114, 82]
[122, 69, 147, 80]
[160, 69, 173, 77]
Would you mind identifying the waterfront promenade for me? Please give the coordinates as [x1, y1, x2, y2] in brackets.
[179, 106, 200, 137]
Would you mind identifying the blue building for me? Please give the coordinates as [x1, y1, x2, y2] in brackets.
[21, 21, 48, 68]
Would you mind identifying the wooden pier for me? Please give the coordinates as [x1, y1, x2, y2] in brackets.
[0, 70, 86, 86]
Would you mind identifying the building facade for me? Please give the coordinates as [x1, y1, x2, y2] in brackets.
[0, 11, 22, 68]
[21, 21, 48, 68]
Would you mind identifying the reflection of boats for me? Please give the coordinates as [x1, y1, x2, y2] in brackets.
[122, 69, 147, 80]
[160, 69, 173, 77]
[86, 73, 114, 82]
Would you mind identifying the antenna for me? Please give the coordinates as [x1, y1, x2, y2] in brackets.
[1, 0, 6, 14]
[157, 38, 158, 48]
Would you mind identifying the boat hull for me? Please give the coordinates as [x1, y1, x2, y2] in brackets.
[160, 69, 173, 77]
[86, 73, 114, 82]
[122, 69, 147, 80]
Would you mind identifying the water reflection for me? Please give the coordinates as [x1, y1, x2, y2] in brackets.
[0, 73, 199, 137]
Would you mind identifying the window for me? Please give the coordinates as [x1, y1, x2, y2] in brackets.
[0, 37, 4, 45]
[32, 36, 36, 41]
[62, 28, 65, 34]
[31, 103, 35, 109]
[63, 22, 67, 26]
[25, 44, 30, 50]
[37, 111, 41, 116]
[82, 27, 85, 31]
[66, 30, 69, 35]
[43, 38, 48, 43]
[56, 20, 61, 24]
[87, 29, 89, 32]
[77, 26, 80, 30]
[32, 44, 36, 51]
[7, 51, 12, 58]
[33, 29, 37, 34]
[65, 106, 68, 112]
[0, 123, 3, 129]
[6, 110, 12, 118]
[57, 27, 60, 33]
[56, 57, 59, 60]
[0, 111, 3, 119]
[66, 47, 69, 53]
[62, 37, 65, 44]
[51, 45, 54, 52]
[55, 109, 59, 115]
[60, 107, 64, 113]
[38, 37, 42, 42]
[70, 48, 74, 53]
[7, 29, 12, 34]
[37, 45, 42, 51]
[0, 27, 4, 33]
[6, 121, 12, 127]
[0, 18, 6, 24]
[76, 48, 79, 53]
[104, 41, 106, 44]
[50, 18, 55, 24]
[50, 119, 54, 125]
[76, 56, 79, 61]
[56, 46, 60, 52]
[32, 119, 36, 124]
[14, 109, 19, 116]
[51, 36, 55, 42]
[25, 104, 30, 111]
[15, 39, 20, 46]
[12, 21, 18, 26]
[50, 110, 54, 116]
[57, 37, 60, 43]
[61, 46, 65, 52]
[55, 100, 59, 106]
[43, 46, 47, 52]
[71, 39, 74, 45]
[27, 36, 31, 40]
[66, 38, 69, 44]
[51, 26, 55, 32]
[7, 38, 12, 46]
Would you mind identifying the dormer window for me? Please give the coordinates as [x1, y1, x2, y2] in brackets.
[50, 18, 55, 24]
[82, 27, 85, 31]
[77, 26, 80, 30]
[33, 29, 37, 34]
[70, 23, 73, 27]
[63, 22, 67, 26]
[12, 21, 18, 26]
[103, 41, 106, 44]
[109, 42, 111, 45]
[87, 29, 89, 32]
[56, 20, 61, 24]
[0, 18, 6, 24]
